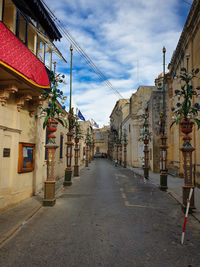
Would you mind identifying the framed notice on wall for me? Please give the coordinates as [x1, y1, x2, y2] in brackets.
[18, 143, 35, 173]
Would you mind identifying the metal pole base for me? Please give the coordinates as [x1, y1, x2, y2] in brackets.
[143, 167, 149, 179]
[43, 180, 56, 206]
[159, 174, 168, 191]
[74, 165, 79, 176]
[63, 169, 72, 186]
[182, 186, 195, 209]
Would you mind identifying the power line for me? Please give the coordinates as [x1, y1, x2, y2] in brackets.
[183, 0, 192, 6]
[41, 0, 129, 102]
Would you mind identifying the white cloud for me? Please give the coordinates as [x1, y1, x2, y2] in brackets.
[45, 0, 189, 127]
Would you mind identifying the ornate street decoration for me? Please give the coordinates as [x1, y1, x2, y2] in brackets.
[123, 129, 128, 168]
[171, 65, 200, 208]
[171, 67, 200, 128]
[39, 71, 67, 134]
[85, 128, 91, 167]
[39, 70, 67, 206]
[139, 111, 151, 179]
[73, 115, 83, 176]
[159, 46, 168, 191]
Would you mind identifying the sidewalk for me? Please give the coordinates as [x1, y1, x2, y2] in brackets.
[0, 163, 87, 246]
[132, 167, 200, 222]
[0, 176, 65, 246]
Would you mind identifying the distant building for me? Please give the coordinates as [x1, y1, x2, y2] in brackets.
[109, 99, 130, 160]
[122, 86, 155, 168]
[93, 126, 110, 155]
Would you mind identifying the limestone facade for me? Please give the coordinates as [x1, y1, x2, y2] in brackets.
[93, 126, 110, 155]
[166, 0, 200, 185]
[122, 86, 155, 168]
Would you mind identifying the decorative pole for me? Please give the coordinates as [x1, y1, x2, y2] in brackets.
[171, 56, 200, 209]
[91, 137, 94, 160]
[116, 139, 119, 164]
[74, 135, 79, 176]
[64, 45, 74, 186]
[41, 63, 67, 205]
[160, 46, 168, 191]
[74, 119, 80, 176]
[44, 63, 57, 206]
[119, 138, 122, 166]
[88, 142, 91, 163]
[85, 128, 89, 167]
[181, 53, 195, 208]
[43, 123, 58, 206]
[139, 109, 151, 179]
[123, 129, 127, 168]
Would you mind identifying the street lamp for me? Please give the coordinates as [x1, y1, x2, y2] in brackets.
[171, 55, 200, 209]
[64, 45, 74, 186]
[160, 46, 168, 191]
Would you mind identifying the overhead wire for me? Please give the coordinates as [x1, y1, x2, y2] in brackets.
[41, 0, 129, 102]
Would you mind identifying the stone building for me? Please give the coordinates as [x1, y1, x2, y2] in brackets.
[109, 99, 130, 160]
[166, 0, 200, 185]
[0, 0, 67, 211]
[93, 126, 110, 155]
[148, 73, 170, 173]
[122, 86, 155, 168]
[78, 120, 93, 164]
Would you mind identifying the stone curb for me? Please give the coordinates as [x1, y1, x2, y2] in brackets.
[0, 204, 42, 246]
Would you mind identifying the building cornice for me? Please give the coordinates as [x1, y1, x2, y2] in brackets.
[169, 0, 200, 73]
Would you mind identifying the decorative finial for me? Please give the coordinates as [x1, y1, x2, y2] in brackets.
[163, 46, 166, 53]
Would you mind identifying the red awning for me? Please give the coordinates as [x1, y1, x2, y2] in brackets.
[0, 22, 50, 88]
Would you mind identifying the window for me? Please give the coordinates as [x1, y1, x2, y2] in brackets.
[3, 0, 16, 32]
[18, 143, 35, 173]
[18, 13, 27, 44]
[60, 134, 63, 159]
[96, 133, 100, 140]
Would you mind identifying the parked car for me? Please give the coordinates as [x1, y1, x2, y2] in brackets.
[94, 152, 102, 158]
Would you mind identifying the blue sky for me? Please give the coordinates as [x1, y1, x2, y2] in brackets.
[45, 0, 191, 127]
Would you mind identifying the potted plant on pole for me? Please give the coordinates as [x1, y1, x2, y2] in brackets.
[39, 71, 67, 206]
[171, 66, 200, 209]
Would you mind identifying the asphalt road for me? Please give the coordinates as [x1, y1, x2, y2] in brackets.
[0, 159, 200, 267]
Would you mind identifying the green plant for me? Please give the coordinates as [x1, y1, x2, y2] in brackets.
[72, 115, 83, 139]
[39, 72, 67, 129]
[171, 67, 200, 128]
